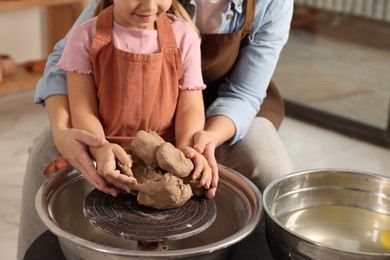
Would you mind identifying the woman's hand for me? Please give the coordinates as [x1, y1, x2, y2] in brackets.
[192, 130, 219, 198]
[90, 142, 137, 195]
[52, 127, 121, 196]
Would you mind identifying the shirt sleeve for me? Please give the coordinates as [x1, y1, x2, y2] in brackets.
[206, 0, 293, 144]
[176, 20, 206, 91]
[34, 0, 99, 106]
[57, 22, 94, 75]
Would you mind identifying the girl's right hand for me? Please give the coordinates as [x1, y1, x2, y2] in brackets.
[90, 142, 137, 194]
[52, 127, 122, 196]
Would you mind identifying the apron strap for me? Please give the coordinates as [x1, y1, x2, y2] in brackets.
[243, 0, 255, 35]
[90, 5, 114, 59]
[156, 14, 180, 50]
[156, 14, 184, 80]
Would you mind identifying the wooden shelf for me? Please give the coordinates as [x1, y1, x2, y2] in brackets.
[0, 0, 84, 12]
[0, 0, 85, 95]
[0, 65, 41, 95]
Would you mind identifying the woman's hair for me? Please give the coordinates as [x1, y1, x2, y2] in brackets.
[93, 0, 200, 36]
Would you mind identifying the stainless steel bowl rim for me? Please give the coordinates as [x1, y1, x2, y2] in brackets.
[263, 168, 390, 257]
[36, 166, 263, 258]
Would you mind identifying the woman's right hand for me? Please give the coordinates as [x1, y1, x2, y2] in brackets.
[45, 95, 128, 196]
[52, 127, 122, 196]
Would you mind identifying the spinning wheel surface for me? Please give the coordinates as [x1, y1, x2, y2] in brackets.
[83, 189, 217, 242]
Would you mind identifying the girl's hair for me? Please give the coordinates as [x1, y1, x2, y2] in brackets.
[93, 0, 200, 36]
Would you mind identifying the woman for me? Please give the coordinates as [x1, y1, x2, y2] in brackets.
[18, 0, 294, 259]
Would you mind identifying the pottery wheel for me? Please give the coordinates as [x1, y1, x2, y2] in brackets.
[83, 189, 217, 242]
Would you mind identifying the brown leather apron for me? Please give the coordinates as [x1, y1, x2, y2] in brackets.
[201, 0, 285, 129]
[89, 6, 183, 149]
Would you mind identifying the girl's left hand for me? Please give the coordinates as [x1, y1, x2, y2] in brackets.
[180, 147, 212, 196]
[192, 130, 219, 198]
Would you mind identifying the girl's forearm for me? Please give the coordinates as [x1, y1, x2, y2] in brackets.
[67, 72, 105, 138]
[175, 90, 205, 148]
[175, 108, 204, 148]
[71, 113, 105, 138]
[45, 94, 105, 151]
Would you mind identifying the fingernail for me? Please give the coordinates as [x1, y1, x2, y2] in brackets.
[127, 180, 135, 185]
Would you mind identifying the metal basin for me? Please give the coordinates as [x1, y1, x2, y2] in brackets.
[263, 169, 390, 260]
[36, 164, 262, 259]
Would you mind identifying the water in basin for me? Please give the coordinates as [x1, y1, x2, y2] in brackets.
[278, 205, 390, 254]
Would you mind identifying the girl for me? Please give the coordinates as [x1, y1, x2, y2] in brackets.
[57, 0, 212, 194]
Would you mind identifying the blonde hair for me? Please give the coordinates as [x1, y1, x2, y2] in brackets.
[93, 0, 200, 36]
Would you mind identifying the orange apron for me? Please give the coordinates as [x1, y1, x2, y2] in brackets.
[89, 6, 183, 149]
[201, 0, 285, 129]
[44, 6, 183, 174]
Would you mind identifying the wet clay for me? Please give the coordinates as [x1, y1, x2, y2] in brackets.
[129, 130, 165, 169]
[118, 130, 203, 209]
[156, 142, 193, 178]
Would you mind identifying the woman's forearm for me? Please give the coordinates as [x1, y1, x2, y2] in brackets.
[45, 94, 88, 154]
[45, 95, 72, 136]
[205, 115, 236, 147]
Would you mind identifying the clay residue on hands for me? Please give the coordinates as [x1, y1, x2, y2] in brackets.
[117, 130, 204, 209]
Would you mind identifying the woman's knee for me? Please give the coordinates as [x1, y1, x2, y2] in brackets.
[26, 127, 60, 172]
[216, 117, 293, 192]
[18, 127, 56, 259]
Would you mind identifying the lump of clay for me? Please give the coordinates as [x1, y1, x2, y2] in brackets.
[156, 142, 193, 178]
[133, 168, 192, 209]
[119, 130, 198, 209]
[129, 130, 164, 168]
[184, 177, 205, 197]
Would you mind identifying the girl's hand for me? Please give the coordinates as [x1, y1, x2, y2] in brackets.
[180, 147, 212, 195]
[53, 127, 121, 196]
[192, 130, 219, 198]
[90, 142, 137, 195]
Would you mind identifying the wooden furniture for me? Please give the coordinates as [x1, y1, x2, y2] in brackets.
[0, 0, 86, 95]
